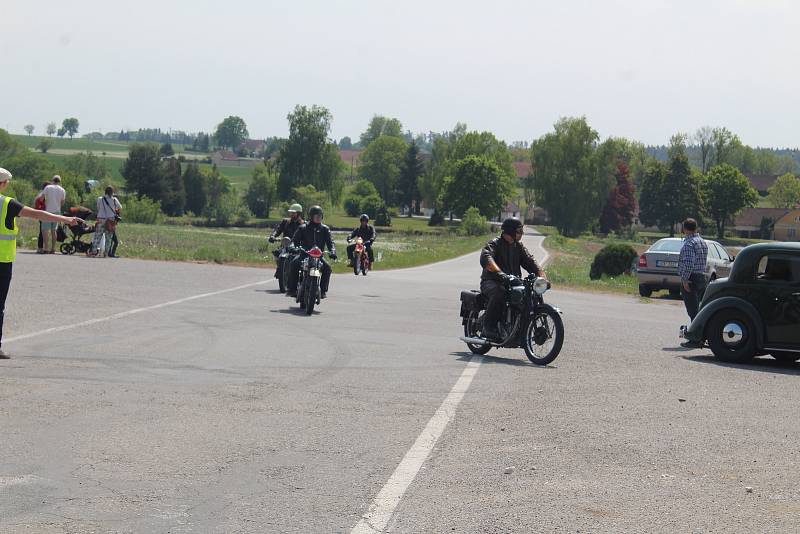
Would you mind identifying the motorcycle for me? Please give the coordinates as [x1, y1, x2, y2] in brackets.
[295, 246, 327, 315]
[351, 237, 370, 276]
[459, 274, 564, 365]
[271, 237, 294, 293]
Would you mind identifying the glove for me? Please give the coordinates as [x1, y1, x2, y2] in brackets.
[329, 252, 338, 261]
[268, 236, 276, 243]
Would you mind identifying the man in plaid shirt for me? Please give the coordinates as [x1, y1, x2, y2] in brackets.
[678, 218, 708, 347]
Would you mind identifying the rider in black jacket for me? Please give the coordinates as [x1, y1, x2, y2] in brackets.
[269, 203, 304, 283]
[287, 205, 337, 298]
[346, 214, 376, 265]
[479, 218, 545, 340]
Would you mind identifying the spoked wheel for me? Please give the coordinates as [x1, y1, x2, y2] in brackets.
[281, 263, 292, 294]
[463, 311, 491, 355]
[60, 243, 75, 255]
[305, 281, 317, 315]
[277, 264, 286, 293]
[362, 259, 369, 276]
[354, 257, 360, 276]
[524, 306, 564, 365]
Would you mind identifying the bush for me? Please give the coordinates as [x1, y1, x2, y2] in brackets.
[589, 243, 638, 280]
[124, 195, 165, 224]
[428, 209, 445, 226]
[343, 180, 381, 217]
[459, 207, 489, 236]
[343, 196, 361, 217]
[375, 206, 391, 227]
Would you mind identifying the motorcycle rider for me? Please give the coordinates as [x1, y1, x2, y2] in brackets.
[479, 218, 546, 341]
[269, 203, 304, 284]
[346, 214, 376, 267]
[287, 205, 337, 299]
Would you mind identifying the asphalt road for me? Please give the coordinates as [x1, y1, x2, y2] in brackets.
[2, 232, 799, 533]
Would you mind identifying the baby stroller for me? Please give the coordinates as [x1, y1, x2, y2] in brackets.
[59, 206, 95, 255]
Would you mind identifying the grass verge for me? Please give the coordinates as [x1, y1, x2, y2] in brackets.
[543, 234, 647, 295]
[16, 218, 492, 272]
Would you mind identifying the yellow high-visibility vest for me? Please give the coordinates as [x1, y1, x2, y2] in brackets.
[0, 195, 19, 263]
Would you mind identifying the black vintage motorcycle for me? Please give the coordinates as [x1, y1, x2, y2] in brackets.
[459, 274, 564, 365]
[295, 246, 327, 315]
[272, 237, 295, 293]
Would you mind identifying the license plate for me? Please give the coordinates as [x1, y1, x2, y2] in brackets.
[309, 269, 321, 277]
[656, 260, 678, 268]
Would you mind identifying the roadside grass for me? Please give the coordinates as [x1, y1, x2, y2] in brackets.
[543, 233, 648, 295]
[15, 218, 491, 272]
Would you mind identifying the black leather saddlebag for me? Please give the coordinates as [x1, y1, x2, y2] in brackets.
[460, 290, 484, 317]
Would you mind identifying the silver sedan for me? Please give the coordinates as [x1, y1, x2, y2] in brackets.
[636, 237, 734, 297]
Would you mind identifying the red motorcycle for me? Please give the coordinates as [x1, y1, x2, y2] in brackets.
[352, 237, 370, 276]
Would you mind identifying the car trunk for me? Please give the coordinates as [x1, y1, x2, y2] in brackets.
[644, 250, 680, 274]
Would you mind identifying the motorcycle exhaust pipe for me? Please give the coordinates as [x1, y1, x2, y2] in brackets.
[460, 336, 491, 346]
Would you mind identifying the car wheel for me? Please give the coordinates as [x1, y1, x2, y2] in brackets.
[706, 309, 757, 363]
[771, 351, 800, 364]
[638, 284, 652, 298]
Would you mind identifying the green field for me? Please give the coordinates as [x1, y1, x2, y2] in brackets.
[16, 218, 492, 272]
[13, 133, 190, 154]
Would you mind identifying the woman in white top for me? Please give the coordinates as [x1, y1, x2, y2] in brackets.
[91, 186, 122, 258]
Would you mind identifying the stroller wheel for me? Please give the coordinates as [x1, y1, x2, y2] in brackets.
[60, 243, 75, 255]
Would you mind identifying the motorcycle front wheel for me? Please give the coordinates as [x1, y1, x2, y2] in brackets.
[524, 305, 564, 365]
[305, 280, 317, 315]
[463, 311, 491, 355]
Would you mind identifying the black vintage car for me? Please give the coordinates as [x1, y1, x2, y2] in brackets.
[683, 242, 800, 363]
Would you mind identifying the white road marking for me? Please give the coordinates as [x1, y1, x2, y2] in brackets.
[351, 355, 483, 534]
[5, 279, 273, 344]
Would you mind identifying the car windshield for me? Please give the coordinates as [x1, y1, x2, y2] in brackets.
[649, 240, 683, 253]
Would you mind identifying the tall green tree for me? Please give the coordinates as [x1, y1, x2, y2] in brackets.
[277, 105, 336, 199]
[531, 117, 612, 237]
[702, 164, 759, 239]
[712, 127, 739, 166]
[160, 158, 185, 216]
[182, 160, 207, 215]
[638, 160, 670, 231]
[441, 155, 513, 218]
[359, 115, 403, 147]
[62, 117, 79, 139]
[214, 116, 249, 150]
[694, 126, 714, 174]
[357, 135, 407, 204]
[46, 122, 56, 137]
[398, 141, 424, 215]
[203, 165, 232, 224]
[245, 163, 278, 218]
[599, 161, 637, 234]
[24, 124, 34, 136]
[766, 173, 800, 209]
[121, 143, 166, 201]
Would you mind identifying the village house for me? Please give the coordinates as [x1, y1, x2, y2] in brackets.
[731, 208, 790, 239]
[773, 208, 800, 242]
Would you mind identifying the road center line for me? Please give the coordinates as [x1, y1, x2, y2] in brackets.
[351, 355, 483, 534]
[5, 279, 273, 344]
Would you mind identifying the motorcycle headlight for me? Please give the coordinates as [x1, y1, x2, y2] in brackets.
[533, 277, 549, 295]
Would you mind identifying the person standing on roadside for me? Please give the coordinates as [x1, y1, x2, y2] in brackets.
[92, 186, 122, 258]
[42, 175, 66, 254]
[34, 181, 49, 253]
[679, 218, 709, 348]
[0, 168, 84, 359]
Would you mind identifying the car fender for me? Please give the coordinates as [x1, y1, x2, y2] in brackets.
[685, 296, 764, 346]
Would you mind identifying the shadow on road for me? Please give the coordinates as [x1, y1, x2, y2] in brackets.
[269, 308, 321, 316]
[681, 354, 800, 376]
[452, 351, 557, 368]
[255, 288, 283, 294]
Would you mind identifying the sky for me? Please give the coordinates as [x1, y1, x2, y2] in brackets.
[2, 0, 798, 147]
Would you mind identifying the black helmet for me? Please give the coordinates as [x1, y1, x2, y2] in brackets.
[360, 214, 369, 222]
[501, 217, 523, 236]
[308, 205, 324, 220]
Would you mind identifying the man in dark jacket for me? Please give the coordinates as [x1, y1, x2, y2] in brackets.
[287, 205, 337, 298]
[346, 214, 376, 265]
[480, 218, 545, 340]
[269, 203, 304, 283]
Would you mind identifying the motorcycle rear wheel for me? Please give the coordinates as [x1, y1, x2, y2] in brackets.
[464, 311, 491, 355]
[524, 306, 564, 365]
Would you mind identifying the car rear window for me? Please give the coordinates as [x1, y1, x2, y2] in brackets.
[649, 240, 683, 252]
[756, 254, 800, 283]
